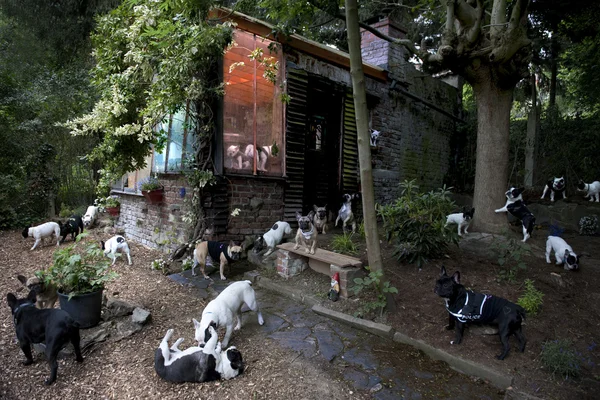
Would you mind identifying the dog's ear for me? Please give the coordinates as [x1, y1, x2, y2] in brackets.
[209, 321, 217, 329]
[313, 204, 318, 211]
[308, 210, 315, 220]
[451, 271, 461, 284]
[229, 240, 237, 248]
[27, 289, 37, 303]
[100, 241, 105, 250]
[440, 265, 447, 276]
[6, 293, 17, 308]
[17, 275, 27, 285]
[296, 211, 302, 221]
[193, 318, 201, 329]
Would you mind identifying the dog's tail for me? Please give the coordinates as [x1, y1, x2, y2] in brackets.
[517, 305, 527, 321]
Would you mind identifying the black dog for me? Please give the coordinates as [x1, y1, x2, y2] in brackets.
[7, 290, 83, 385]
[434, 266, 526, 360]
[59, 215, 84, 243]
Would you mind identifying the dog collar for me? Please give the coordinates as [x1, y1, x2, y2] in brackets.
[300, 226, 314, 239]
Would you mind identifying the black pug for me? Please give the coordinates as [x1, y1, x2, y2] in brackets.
[433, 266, 526, 360]
[59, 214, 84, 243]
[7, 290, 83, 385]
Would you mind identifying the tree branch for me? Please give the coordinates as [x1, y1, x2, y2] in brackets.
[490, 0, 507, 41]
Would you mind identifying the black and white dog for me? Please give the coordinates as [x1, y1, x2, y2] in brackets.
[101, 235, 132, 266]
[445, 207, 475, 236]
[335, 193, 360, 233]
[22, 222, 61, 250]
[545, 236, 580, 271]
[369, 129, 380, 147]
[59, 215, 84, 243]
[434, 266, 526, 360]
[541, 177, 566, 202]
[253, 221, 293, 257]
[577, 179, 600, 203]
[495, 187, 535, 242]
[154, 326, 243, 383]
[7, 290, 83, 385]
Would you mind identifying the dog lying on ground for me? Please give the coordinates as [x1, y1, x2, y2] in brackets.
[434, 266, 526, 360]
[545, 236, 580, 271]
[22, 222, 61, 250]
[7, 290, 83, 385]
[82, 206, 98, 227]
[17, 274, 57, 309]
[101, 235, 132, 266]
[335, 193, 359, 233]
[193, 241, 243, 281]
[193, 280, 264, 349]
[541, 176, 566, 202]
[253, 221, 293, 257]
[295, 211, 318, 254]
[59, 215, 84, 243]
[495, 187, 535, 242]
[154, 326, 244, 383]
[577, 179, 600, 202]
[313, 205, 328, 234]
[445, 207, 475, 236]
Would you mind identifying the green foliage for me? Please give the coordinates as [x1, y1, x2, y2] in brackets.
[352, 268, 398, 318]
[181, 257, 193, 271]
[97, 195, 120, 209]
[45, 233, 119, 298]
[541, 339, 582, 379]
[65, 0, 233, 196]
[517, 279, 544, 315]
[492, 238, 530, 282]
[378, 180, 458, 268]
[151, 258, 169, 275]
[137, 176, 163, 192]
[358, 221, 366, 239]
[330, 233, 359, 255]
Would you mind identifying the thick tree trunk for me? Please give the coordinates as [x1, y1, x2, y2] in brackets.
[471, 74, 514, 234]
[345, 0, 395, 311]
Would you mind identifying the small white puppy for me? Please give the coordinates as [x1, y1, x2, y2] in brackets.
[101, 235, 132, 266]
[445, 207, 475, 236]
[82, 206, 98, 227]
[193, 280, 264, 349]
[21, 222, 61, 250]
[253, 221, 293, 256]
[577, 180, 600, 202]
[545, 236, 580, 271]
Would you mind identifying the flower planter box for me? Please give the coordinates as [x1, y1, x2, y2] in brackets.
[142, 188, 164, 205]
[106, 206, 120, 217]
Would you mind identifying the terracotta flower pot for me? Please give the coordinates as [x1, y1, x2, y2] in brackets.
[106, 206, 120, 217]
[142, 188, 164, 205]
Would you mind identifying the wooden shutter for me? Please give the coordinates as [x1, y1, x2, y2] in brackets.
[342, 92, 359, 194]
[283, 67, 309, 223]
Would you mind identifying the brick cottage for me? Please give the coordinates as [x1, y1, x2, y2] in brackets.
[110, 9, 460, 253]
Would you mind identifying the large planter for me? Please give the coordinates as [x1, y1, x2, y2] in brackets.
[142, 188, 164, 205]
[58, 289, 103, 328]
[106, 206, 120, 217]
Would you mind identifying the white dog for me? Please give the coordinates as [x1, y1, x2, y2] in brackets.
[577, 180, 600, 202]
[253, 221, 293, 256]
[445, 207, 475, 236]
[193, 280, 264, 349]
[335, 193, 359, 233]
[244, 144, 272, 172]
[82, 206, 98, 227]
[21, 222, 61, 250]
[154, 326, 244, 383]
[226, 145, 251, 170]
[545, 236, 580, 271]
[101, 235, 132, 265]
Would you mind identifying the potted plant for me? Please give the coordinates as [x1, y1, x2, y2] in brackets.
[138, 176, 164, 204]
[103, 195, 121, 217]
[45, 233, 119, 328]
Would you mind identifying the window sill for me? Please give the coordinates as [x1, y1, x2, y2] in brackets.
[111, 189, 144, 197]
[222, 172, 287, 182]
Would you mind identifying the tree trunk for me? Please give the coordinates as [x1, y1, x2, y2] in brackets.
[549, 37, 558, 108]
[470, 73, 514, 234]
[524, 73, 537, 188]
[344, 0, 395, 311]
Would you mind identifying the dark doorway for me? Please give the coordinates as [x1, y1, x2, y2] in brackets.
[303, 78, 343, 214]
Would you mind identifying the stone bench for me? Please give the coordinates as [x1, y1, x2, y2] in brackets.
[275, 242, 364, 298]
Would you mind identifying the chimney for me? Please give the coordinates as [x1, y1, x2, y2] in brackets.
[360, 16, 408, 81]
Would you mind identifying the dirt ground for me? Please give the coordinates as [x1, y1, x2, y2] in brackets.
[267, 220, 600, 400]
[0, 228, 370, 400]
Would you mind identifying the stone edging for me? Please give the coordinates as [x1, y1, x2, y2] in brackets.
[254, 274, 514, 390]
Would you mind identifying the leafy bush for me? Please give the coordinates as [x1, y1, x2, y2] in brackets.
[45, 233, 118, 298]
[95, 195, 120, 210]
[330, 233, 359, 255]
[378, 180, 458, 268]
[492, 237, 530, 282]
[137, 176, 163, 192]
[541, 339, 582, 379]
[352, 268, 398, 318]
[517, 279, 544, 315]
[579, 215, 598, 236]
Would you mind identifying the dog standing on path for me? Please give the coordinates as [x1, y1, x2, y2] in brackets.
[193, 241, 243, 281]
